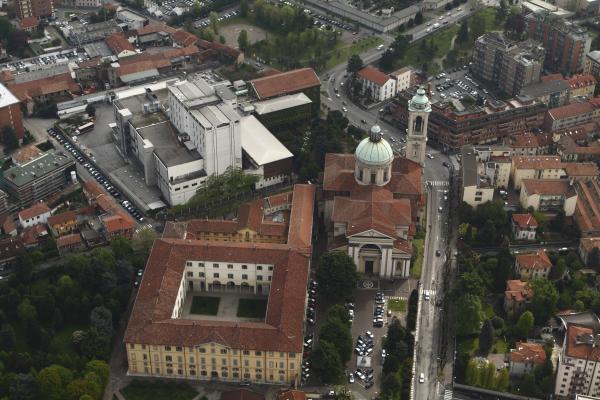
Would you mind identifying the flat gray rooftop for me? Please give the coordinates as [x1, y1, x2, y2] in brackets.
[3, 150, 74, 187]
[461, 146, 478, 188]
[137, 121, 202, 167]
[116, 88, 170, 128]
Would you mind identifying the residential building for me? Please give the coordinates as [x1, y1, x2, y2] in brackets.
[321, 125, 423, 279]
[525, 13, 591, 75]
[56, 233, 85, 256]
[461, 146, 494, 207]
[1, 150, 75, 207]
[391, 67, 412, 93]
[511, 155, 566, 189]
[392, 91, 546, 151]
[473, 33, 544, 96]
[18, 201, 50, 228]
[509, 342, 546, 376]
[520, 79, 571, 108]
[123, 184, 315, 385]
[504, 280, 533, 315]
[47, 209, 80, 236]
[15, 0, 53, 20]
[0, 191, 8, 216]
[508, 132, 552, 156]
[21, 223, 48, 249]
[249, 68, 320, 116]
[356, 66, 397, 102]
[584, 50, 600, 79]
[557, 134, 600, 162]
[1, 215, 17, 237]
[519, 179, 578, 215]
[276, 389, 306, 400]
[102, 214, 135, 240]
[105, 32, 136, 59]
[0, 237, 24, 267]
[574, 180, 600, 237]
[554, 324, 600, 398]
[564, 163, 599, 181]
[567, 74, 597, 99]
[579, 237, 600, 266]
[544, 99, 598, 132]
[512, 213, 538, 240]
[18, 16, 39, 32]
[515, 249, 553, 279]
[473, 145, 512, 189]
[0, 82, 24, 141]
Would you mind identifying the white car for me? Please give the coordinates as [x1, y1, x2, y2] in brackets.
[419, 373, 425, 383]
[426, 153, 434, 159]
[342, 107, 348, 113]
[348, 373, 355, 383]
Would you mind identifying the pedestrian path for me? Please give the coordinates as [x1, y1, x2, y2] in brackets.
[428, 180, 449, 187]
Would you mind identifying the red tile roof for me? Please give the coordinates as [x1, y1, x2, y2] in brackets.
[580, 237, 600, 253]
[358, 65, 392, 86]
[0, 237, 24, 261]
[505, 279, 533, 303]
[565, 324, 600, 361]
[250, 68, 320, 100]
[13, 145, 42, 164]
[521, 179, 576, 197]
[512, 213, 538, 229]
[567, 74, 597, 89]
[124, 239, 310, 352]
[516, 249, 552, 270]
[510, 342, 546, 364]
[7, 73, 80, 103]
[19, 16, 39, 30]
[565, 162, 600, 177]
[221, 390, 265, 400]
[510, 133, 552, 149]
[47, 210, 79, 227]
[574, 180, 600, 234]
[18, 202, 50, 221]
[548, 101, 595, 121]
[21, 223, 48, 247]
[135, 23, 177, 36]
[106, 32, 135, 54]
[102, 214, 135, 233]
[512, 155, 564, 170]
[56, 233, 82, 248]
[276, 390, 306, 400]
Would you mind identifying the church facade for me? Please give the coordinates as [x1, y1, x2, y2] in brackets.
[321, 88, 430, 279]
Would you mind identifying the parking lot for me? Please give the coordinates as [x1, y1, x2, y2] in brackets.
[427, 66, 497, 105]
[193, 9, 239, 29]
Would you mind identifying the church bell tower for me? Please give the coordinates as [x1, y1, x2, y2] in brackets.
[406, 87, 431, 166]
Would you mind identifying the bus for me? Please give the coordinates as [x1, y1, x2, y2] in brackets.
[75, 122, 94, 135]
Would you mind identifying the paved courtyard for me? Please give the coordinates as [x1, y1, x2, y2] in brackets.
[181, 292, 268, 322]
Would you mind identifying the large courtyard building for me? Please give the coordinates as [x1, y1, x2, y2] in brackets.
[124, 184, 315, 385]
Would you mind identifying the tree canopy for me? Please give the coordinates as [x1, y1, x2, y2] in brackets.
[315, 251, 358, 303]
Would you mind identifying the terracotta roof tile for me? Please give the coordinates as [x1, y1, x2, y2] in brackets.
[276, 390, 306, 400]
[18, 202, 50, 221]
[567, 74, 597, 89]
[565, 324, 600, 361]
[19, 16, 39, 29]
[512, 155, 564, 170]
[516, 250, 552, 270]
[250, 68, 320, 100]
[0, 237, 24, 261]
[56, 233, 82, 247]
[521, 179, 576, 197]
[102, 214, 135, 233]
[512, 213, 539, 229]
[13, 145, 42, 164]
[7, 73, 80, 102]
[106, 32, 135, 54]
[21, 223, 48, 246]
[565, 162, 600, 177]
[510, 342, 546, 364]
[221, 390, 265, 400]
[548, 101, 595, 120]
[358, 65, 392, 86]
[505, 279, 533, 302]
[47, 210, 79, 227]
[580, 237, 600, 252]
[574, 180, 600, 233]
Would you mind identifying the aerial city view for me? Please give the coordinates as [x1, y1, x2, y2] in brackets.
[0, 0, 599, 398]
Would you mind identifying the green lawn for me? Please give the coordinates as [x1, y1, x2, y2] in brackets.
[190, 296, 220, 315]
[457, 337, 479, 356]
[237, 298, 268, 318]
[492, 338, 508, 354]
[388, 298, 407, 312]
[324, 36, 384, 70]
[410, 238, 424, 278]
[121, 380, 198, 400]
[49, 325, 84, 358]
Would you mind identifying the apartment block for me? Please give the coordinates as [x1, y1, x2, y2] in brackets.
[356, 66, 397, 102]
[526, 13, 591, 75]
[16, 0, 53, 19]
[573, 180, 600, 237]
[511, 155, 566, 189]
[461, 146, 494, 207]
[0, 82, 24, 141]
[584, 50, 600, 79]
[519, 179, 578, 215]
[473, 33, 544, 96]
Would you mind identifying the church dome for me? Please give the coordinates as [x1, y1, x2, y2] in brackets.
[355, 125, 394, 167]
[409, 87, 431, 112]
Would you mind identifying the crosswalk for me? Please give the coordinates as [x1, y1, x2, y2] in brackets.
[427, 180, 449, 187]
[443, 389, 453, 400]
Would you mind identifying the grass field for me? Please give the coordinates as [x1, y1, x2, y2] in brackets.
[323, 36, 384, 70]
[457, 336, 479, 356]
[388, 298, 407, 312]
[190, 296, 220, 315]
[492, 338, 508, 354]
[237, 298, 268, 318]
[410, 238, 425, 278]
[121, 380, 199, 400]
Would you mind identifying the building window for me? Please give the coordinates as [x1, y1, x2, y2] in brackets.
[255, 351, 262, 356]
[243, 350, 250, 355]
[268, 266, 273, 271]
[257, 275, 263, 281]
[186, 262, 192, 266]
[214, 273, 219, 278]
[228, 264, 233, 269]
[242, 274, 248, 280]
[228, 274, 234, 279]
[257, 265, 262, 270]
[166, 356, 172, 361]
[165, 346, 171, 351]
[187, 271, 193, 277]
[199, 348, 206, 353]
[371, 173, 376, 184]
[213, 263, 219, 268]
[242, 265, 248, 270]
[220, 349, 227, 354]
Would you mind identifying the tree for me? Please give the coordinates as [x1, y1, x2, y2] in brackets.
[315, 251, 358, 303]
[495, 367, 509, 391]
[470, 12, 486, 40]
[209, 11, 219, 33]
[481, 362, 496, 389]
[346, 54, 364, 75]
[132, 226, 156, 256]
[37, 365, 73, 400]
[85, 104, 96, 117]
[85, 360, 109, 388]
[2, 126, 19, 152]
[66, 377, 101, 400]
[90, 306, 113, 337]
[415, 11, 423, 25]
[457, 21, 469, 44]
[465, 359, 481, 386]
[529, 278, 559, 323]
[478, 319, 494, 355]
[237, 29, 249, 51]
[319, 318, 352, 364]
[0, 323, 16, 350]
[515, 311, 534, 338]
[310, 340, 344, 383]
[17, 298, 37, 324]
[456, 294, 484, 336]
[240, 0, 249, 17]
[110, 236, 132, 261]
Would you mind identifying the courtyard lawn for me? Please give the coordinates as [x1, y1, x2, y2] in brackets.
[388, 298, 407, 312]
[237, 298, 268, 318]
[410, 238, 424, 278]
[190, 296, 220, 315]
[121, 380, 199, 400]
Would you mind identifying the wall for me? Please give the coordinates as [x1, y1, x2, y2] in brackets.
[462, 185, 494, 207]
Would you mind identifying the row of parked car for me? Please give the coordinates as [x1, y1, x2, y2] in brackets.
[306, 279, 317, 325]
[373, 292, 385, 327]
[47, 127, 145, 222]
